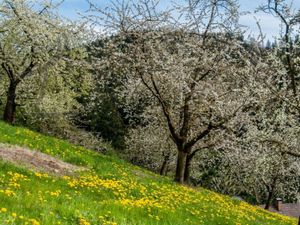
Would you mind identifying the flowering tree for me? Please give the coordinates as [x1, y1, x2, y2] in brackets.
[259, 0, 300, 97]
[254, 0, 300, 207]
[192, 41, 300, 208]
[202, 139, 300, 208]
[88, 0, 259, 183]
[191, 83, 300, 209]
[0, 0, 77, 123]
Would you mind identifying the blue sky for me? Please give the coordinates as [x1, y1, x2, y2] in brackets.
[59, 0, 300, 41]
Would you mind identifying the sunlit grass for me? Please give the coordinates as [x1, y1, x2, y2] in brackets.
[0, 121, 297, 225]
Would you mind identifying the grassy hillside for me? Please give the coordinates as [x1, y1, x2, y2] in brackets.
[0, 121, 297, 225]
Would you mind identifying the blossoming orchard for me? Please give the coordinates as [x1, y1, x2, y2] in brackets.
[0, 0, 299, 224]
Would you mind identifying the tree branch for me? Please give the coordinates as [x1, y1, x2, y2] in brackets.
[139, 71, 180, 144]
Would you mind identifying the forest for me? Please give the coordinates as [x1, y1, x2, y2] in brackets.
[0, 0, 300, 223]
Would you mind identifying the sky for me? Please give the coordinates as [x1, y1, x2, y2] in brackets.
[58, 0, 300, 41]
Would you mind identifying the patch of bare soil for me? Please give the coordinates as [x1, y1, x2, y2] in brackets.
[0, 144, 87, 175]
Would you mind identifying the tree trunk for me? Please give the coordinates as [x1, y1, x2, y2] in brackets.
[264, 176, 278, 210]
[160, 153, 170, 176]
[264, 189, 274, 210]
[184, 153, 192, 183]
[175, 150, 187, 184]
[160, 160, 169, 176]
[3, 82, 17, 124]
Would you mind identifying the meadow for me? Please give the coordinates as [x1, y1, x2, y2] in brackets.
[0, 121, 297, 225]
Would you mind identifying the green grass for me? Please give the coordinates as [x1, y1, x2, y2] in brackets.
[0, 121, 297, 225]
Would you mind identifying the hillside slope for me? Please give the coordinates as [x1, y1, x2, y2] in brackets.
[0, 121, 297, 225]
